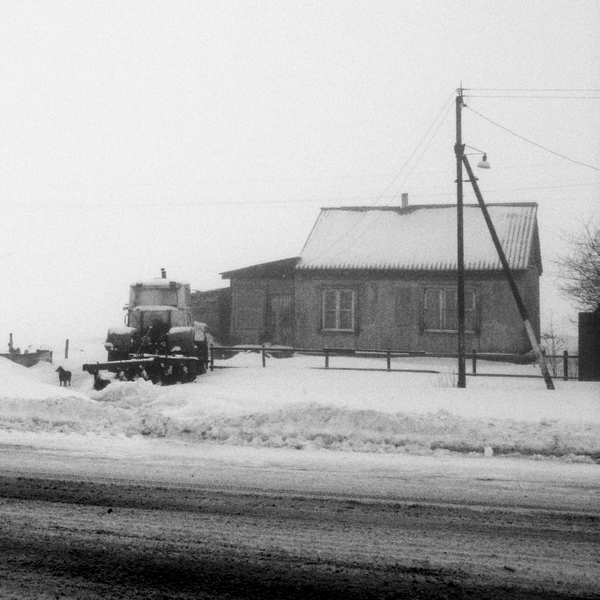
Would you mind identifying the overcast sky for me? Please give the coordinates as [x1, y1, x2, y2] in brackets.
[1, 1, 598, 350]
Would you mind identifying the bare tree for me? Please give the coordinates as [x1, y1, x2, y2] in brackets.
[540, 315, 568, 376]
[556, 218, 600, 312]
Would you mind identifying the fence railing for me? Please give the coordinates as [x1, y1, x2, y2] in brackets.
[209, 345, 580, 381]
[541, 350, 579, 381]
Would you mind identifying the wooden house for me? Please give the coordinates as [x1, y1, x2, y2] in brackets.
[221, 203, 542, 355]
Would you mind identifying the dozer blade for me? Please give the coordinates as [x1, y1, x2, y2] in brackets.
[83, 357, 156, 374]
[83, 354, 203, 385]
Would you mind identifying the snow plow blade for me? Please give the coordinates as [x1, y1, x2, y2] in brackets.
[83, 357, 155, 374]
[83, 355, 202, 385]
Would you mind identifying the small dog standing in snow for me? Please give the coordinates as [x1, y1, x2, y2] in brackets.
[93, 371, 110, 391]
[56, 366, 71, 386]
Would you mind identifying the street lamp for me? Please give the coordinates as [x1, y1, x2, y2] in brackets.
[455, 90, 490, 388]
[465, 145, 491, 169]
[454, 88, 554, 390]
[477, 154, 490, 169]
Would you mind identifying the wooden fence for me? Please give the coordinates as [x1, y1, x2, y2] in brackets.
[209, 345, 579, 381]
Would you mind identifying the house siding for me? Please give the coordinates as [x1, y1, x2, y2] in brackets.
[294, 269, 539, 354]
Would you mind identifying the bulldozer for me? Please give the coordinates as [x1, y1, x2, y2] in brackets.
[83, 270, 210, 386]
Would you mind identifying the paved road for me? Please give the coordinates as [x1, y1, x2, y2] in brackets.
[0, 443, 598, 599]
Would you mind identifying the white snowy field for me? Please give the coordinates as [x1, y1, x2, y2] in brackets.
[0, 340, 598, 464]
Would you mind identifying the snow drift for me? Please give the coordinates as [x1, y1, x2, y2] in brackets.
[1, 350, 599, 461]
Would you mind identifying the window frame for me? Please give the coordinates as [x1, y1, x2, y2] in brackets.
[423, 287, 477, 333]
[322, 288, 356, 332]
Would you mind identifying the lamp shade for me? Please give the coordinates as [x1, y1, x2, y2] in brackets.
[477, 154, 491, 169]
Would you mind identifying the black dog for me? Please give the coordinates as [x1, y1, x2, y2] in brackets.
[56, 366, 72, 387]
[93, 371, 110, 391]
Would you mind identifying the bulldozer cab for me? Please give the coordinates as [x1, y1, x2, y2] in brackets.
[127, 278, 193, 333]
[130, 279, 191, 310]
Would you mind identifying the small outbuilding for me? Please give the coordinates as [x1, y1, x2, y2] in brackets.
[221, 202, 543, 355]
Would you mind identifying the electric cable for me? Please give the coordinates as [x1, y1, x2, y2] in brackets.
[466, 106, 600, 171]
[296, 92, 456, 263]
[370, 90, 457, 206]
[467, 95, 600, 99]
[466, 88, 600, 92]
[389, 100, 455, 202]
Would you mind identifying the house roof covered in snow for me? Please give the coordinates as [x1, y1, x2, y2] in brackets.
[297, 203, 541, 272]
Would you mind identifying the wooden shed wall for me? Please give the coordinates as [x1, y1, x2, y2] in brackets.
[230, 278, 295, 345]
[191, 288, 232, 343]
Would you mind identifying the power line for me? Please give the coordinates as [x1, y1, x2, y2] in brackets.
[467, 95, 600, 99]
[390, 101, 454, 202]
[466, 106, 600, 171]
[298, 92, 456, 262]
[371, 90, 456, 206]
[0, 171, 401, 191]
[466, 88, 600, 92]
[293, 86, 599, 265]
[408, 181, 598, 199]
[328, 99, 456, 256]
[2, 195, 396, 211]
[2, 179, 596, 211]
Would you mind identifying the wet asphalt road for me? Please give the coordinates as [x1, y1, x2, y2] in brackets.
[0, 471, 599, 599]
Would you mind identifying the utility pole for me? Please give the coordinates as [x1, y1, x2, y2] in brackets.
[455, 89, 466, 388]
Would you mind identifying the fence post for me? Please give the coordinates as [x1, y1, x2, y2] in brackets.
[65, 339, 69, 360]
[261, 345, 266, 368]
[563, 350, 569, 381]
[209, 345, 214, 372]
[324, 349, 329, 369]
[472, 348, 477, 375]
[386, 349, 391, 371]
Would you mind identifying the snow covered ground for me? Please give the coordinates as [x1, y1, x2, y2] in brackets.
[1, 339, 598, 465]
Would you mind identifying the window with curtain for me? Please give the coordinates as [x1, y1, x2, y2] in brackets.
[424, 288, 476, 332]
[322, 289, 356, 331]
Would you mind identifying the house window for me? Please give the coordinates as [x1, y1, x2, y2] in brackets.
[323, 289, 356, 331]
[424, 288, 476, 332]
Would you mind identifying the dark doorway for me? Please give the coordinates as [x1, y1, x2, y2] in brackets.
[267, 294, 294, 346]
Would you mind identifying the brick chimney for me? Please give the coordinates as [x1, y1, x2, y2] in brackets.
[401, 193, 409, 208]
